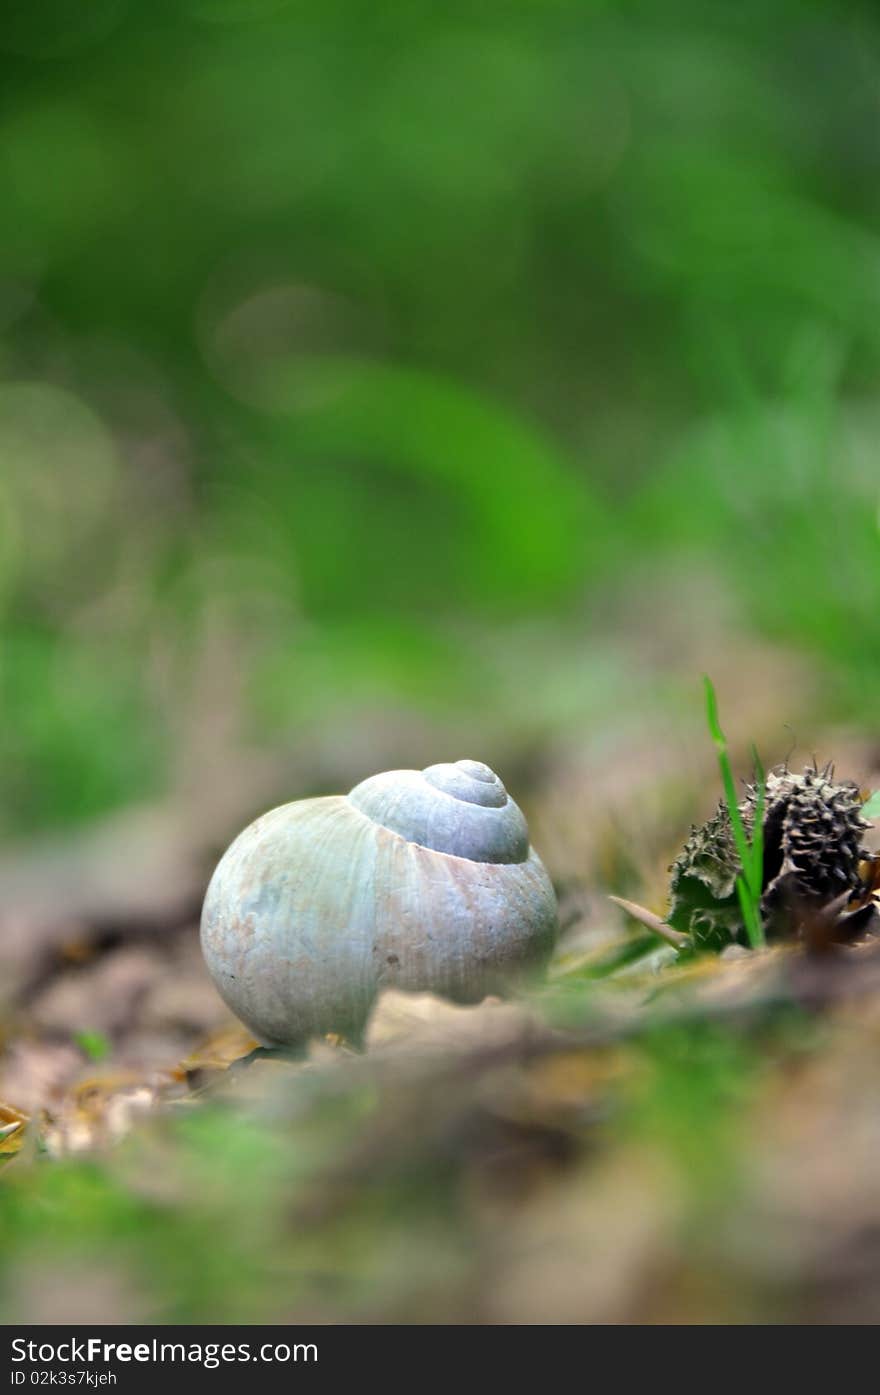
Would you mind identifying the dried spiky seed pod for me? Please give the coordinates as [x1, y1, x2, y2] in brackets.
[668, 764, 874, 947]
[667, 801, 746, 947]
[749, 765, 870, 919]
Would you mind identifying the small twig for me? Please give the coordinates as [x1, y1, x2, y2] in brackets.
[608, 895, 690, 949]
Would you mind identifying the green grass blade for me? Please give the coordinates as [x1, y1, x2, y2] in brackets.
[703, 677, 752, 878]
[704, 677, 765, 949]
[735, 875, 762, 950]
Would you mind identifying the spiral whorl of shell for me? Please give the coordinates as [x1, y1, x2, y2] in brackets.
[347, 758, 530, 864]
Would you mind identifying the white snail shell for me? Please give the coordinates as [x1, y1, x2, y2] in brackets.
[200, 759, 558, 1045]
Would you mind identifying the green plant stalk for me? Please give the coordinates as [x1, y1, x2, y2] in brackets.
[703, 677, 766, 949]
[734, 875, 762, 949]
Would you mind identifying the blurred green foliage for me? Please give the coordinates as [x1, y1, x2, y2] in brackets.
[1, 0, 879, 833]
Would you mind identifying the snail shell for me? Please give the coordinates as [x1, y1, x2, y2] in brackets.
[200, 759, 558, 1045]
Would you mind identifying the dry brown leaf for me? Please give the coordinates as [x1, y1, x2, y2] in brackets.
[173, 1023, 260, 1083]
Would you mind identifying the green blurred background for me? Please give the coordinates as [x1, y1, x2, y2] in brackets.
[5, 0, 880, 1329]
[1, 0, 879, 840]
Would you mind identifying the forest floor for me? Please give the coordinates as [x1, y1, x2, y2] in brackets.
[3, 613, 880, 1324]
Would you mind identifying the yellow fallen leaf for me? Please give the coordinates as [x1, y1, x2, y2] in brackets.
[0, 1100, 28, 1156]
[173, 1024, 260, 1082]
